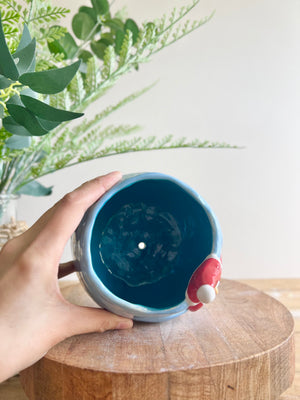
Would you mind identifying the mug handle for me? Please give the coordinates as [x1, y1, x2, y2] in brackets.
[185, 254, 222, 312]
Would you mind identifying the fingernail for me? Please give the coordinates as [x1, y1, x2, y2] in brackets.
[105, 171, 122, 180]
[117, 320, 133, 330]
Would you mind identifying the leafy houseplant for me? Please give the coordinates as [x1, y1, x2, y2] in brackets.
[0, 0, 230, 227]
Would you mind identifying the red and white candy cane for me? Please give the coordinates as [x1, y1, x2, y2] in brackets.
[185, 254, 222, 312]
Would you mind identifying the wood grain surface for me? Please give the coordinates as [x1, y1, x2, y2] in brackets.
[17, 279, 295, 400]
[1, 278, 298, 400]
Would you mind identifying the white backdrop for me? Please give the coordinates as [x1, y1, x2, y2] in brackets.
[19, 0, 300, 279]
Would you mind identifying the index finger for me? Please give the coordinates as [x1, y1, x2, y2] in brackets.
[28, 171, 122, 259]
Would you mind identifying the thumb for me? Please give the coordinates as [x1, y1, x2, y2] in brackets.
[63, 304, 133, 336]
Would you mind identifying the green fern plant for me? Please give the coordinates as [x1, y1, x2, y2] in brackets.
[0, 0, 233, 198]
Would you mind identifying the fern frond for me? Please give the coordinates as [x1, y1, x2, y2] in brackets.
[2, 24, 18, 36]
[68, 71, 86, 105]
[0, 9, 20, 24]
[40, 25, 67, 43]
[48, 89, 71, 110]
[135, 22, 157, 53]
[30, 124, 140, 177]
[25, 132, 234, 185]
[0, 4, 21, 49]
[84, 55, 102, 93]
[102, 45, 116, 79]
[151, 1, 214, 54]
[118, 30, 133, 68]
[35, 52, 65, 71]
[76, 126, 142, 162]
[157, 0, 200, 35]
[109, 135, 233, 154]
[73, 82, 156, 137]
[0, 127, 12, 149]
[0, 0, 22, 17]
[159, 28, 172, 48]
[74, 135, 234, 163]
[157, 13, 214, 51]
[51, 127, 72, 154]
[79, 124, 140, 148]
[27, 6, 70, 24]
[54, 153, 73, 171]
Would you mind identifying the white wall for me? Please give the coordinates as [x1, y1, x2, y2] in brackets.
[19, 0, 300, 279]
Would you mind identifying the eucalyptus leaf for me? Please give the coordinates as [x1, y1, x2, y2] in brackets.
[6, 104, 49, 136]
[5, 135, 31, 149]
[78, 50, 93, 73]
[48, 31, 78, 59]
[91, 40, 107, 60]
[124, 19, 139, 44]
[0, 13, 19, 80]
[15, 24, 32, 53]
[19, 60, 81, 94]
[104, 18, 124, 32]
[17, 181, 53, 196]
[20, 95, 83, 122]
[78, 50, 93, 63]
[79, 6, 98, 24]
[101, 33, 114, 44]
[91, 0, 109, 16]
[6, 88, 36, 107]
[2, 116, 32, 136]
[72, 12, 95, 40]
[6, 94, 23, 106]
[19, 87, 37, 99]
[13, 38, 36, 75]
[0, 74, 12, 89]
[115, 30, 125, 54]
[78, 62, 88, 74]
[37, 118, 61, 131]
[0, 103, 4, 118]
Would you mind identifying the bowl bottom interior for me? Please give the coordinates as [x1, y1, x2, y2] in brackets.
[91, 179, 213, 309]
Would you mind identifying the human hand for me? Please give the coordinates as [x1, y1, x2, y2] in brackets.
[0, 172, 133, 383]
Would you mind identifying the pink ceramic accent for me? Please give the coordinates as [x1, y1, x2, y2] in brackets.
[185, 254, 222, 312]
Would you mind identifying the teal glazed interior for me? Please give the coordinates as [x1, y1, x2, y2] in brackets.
[90, 175, 215, 310]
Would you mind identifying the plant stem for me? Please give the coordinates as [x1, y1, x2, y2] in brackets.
[25, 0, 35, 26]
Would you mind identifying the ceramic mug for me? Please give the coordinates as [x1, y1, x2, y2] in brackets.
[73, 172, 223, 322]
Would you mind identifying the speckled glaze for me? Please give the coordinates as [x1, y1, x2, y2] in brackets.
[73, 172, 222, 322]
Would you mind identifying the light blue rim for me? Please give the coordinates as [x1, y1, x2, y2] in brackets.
[74, 172, 223, 322]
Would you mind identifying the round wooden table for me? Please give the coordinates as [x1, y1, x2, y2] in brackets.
[20, 279, 295, 400]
